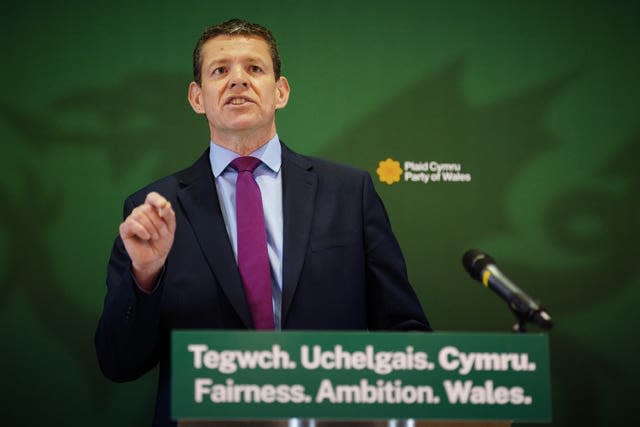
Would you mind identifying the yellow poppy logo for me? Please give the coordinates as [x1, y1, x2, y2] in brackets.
[376, 158, 403, 185]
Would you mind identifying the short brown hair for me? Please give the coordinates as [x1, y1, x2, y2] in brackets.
[192, 18, 282, 85]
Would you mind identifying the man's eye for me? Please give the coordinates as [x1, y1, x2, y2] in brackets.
[212, 67, 226, 75]
[250, 65, 263, 73]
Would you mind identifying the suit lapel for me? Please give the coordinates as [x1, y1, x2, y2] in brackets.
[280, 145, 317, 324]
[176, 150, 253, 328]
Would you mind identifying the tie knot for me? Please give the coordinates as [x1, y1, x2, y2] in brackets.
[230, 156, 262, 173]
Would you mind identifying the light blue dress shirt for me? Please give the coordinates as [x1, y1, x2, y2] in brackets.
[209, 135, 284, 329]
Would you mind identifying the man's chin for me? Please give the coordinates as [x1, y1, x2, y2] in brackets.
[212, 120, 274, 136]
[226, 116, 274, 129]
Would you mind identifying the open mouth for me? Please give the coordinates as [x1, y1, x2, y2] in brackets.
[226, 97, 253, 106]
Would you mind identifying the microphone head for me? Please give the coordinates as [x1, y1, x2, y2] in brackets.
[462, 249, 496, 281]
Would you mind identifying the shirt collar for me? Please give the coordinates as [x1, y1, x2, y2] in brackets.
[209, 134, 281, 178]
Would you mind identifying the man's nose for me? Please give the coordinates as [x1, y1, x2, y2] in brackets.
[229, 67, 249, 89]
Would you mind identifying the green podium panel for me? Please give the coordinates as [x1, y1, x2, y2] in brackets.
[172, 331, 551, 424]
[179, 421, 512, 427]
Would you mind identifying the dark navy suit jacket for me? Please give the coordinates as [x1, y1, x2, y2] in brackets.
[95, 143, 430, 426]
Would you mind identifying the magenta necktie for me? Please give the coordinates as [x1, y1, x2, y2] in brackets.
[230, 156, 274, 330]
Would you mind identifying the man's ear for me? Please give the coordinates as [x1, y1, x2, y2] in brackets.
[187, 81, 205, 114]
[274, 76, 290, 110]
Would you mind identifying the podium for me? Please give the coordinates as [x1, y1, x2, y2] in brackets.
[172, 331, 550, 425]
[179, 421, 511, 427]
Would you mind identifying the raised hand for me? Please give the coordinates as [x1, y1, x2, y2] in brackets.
[119, 192, 176, 291]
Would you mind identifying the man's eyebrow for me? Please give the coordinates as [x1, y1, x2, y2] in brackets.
[205, 58, 230, 68]
[206, 55, 268, 66]
[245, 56, 267, 64]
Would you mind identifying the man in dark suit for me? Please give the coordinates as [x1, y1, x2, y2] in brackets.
[96, 19, 430, 426]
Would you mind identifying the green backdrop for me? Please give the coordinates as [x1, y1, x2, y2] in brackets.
[1, 1, 638, 425]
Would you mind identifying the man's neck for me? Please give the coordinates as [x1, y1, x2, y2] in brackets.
[211, 127, 277, 156]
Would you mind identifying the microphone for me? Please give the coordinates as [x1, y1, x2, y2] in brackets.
[462, 249, 552, 330]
